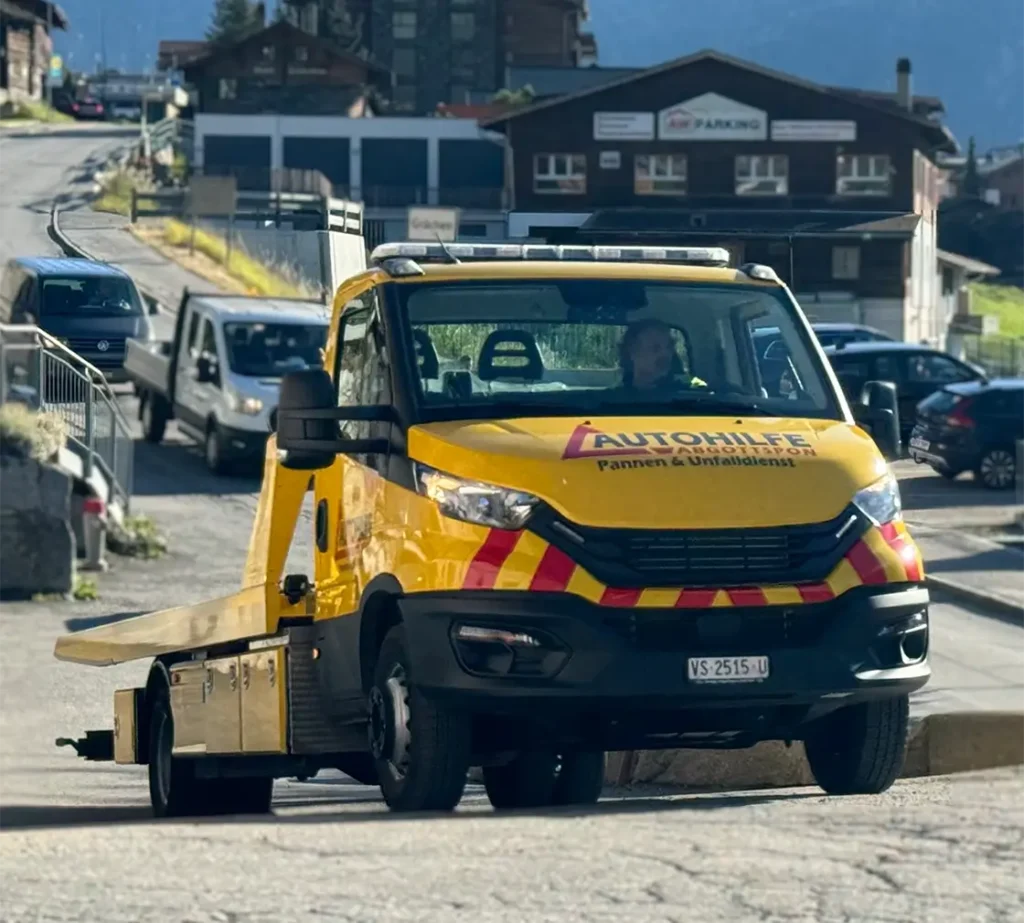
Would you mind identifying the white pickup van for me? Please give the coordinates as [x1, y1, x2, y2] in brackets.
[125, 293, 330, 474]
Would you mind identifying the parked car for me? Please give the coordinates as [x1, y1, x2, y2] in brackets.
[69, 95, 105, 119]
[0, 257, 157, 383]
[909, 378, 1024, 489]
[822, 341, 987, 446]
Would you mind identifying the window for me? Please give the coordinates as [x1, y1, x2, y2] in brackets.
[534, 153, 586, 194]
[832, 246, 860, 281]
[392, 47, 416, 77]
[451, 11, 476, 42]
[735, 155, 788, 195]
[335, 294, 391, 467]
[837, 154, 891, 196]
[186, 309, 202, 358]
[199, 317, 218, 360]
[218, 78, 237, 100]
[223, 321, 326, 377]
[395, 278, 839, 419]
[39, 276, 143, 317]
[634, 154, 687, 195]
[904, 352, 973, 384]
[392, 11, 416, 40]
[294, 46, 308, 63]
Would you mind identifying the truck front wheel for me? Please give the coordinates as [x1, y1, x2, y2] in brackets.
[368, 625, 471, 812]
[803, 694, 909, 796]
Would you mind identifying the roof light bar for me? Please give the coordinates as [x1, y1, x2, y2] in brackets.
[369, 242, 733, 268]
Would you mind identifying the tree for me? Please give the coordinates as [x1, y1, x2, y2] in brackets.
[206, 0, 264, 45]
[321, 0, 364, 53]
[962, 136, 982, 198]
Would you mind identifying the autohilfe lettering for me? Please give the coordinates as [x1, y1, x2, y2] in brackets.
[563, 424, 816, 462]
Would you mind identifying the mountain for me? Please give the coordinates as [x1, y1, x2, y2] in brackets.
[53, 0, 1023, 151]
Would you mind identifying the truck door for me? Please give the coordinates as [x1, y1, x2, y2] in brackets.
[314, 282, 391, 621]
[173, 306, 208, 432]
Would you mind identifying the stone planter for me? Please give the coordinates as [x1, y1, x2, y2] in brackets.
[0, 452, 75, 598]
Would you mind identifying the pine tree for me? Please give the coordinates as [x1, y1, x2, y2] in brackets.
[206, 0, 262, 45]
[962, 136, 981, 198]
[321, 0, 363, 52]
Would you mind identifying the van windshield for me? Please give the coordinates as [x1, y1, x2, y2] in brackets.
[223, 321, 327, 377]
[41, 276, 142, 316]
[394, 278, 840, 420]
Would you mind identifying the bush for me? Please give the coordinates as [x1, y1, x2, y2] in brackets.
[0, 403, 67, 462]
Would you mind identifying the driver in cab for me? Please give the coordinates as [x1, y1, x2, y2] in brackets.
[618, 318, 707, 393]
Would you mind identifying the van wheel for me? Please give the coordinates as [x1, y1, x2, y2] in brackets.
[483, 752, 559, 809]
[976, 447, 1016, 490]
[141, 394, 167, 444]
[368, 625, 471, 812]
[204, 421, 231, 475]
[804, 695, 909, 796]
[148, 688, 218, 818]
[552, 751, 606, 806]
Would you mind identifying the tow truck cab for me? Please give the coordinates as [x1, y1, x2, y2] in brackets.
[56, 243, 929, 816]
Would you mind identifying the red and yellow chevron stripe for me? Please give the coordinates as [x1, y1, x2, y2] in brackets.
[461, 519, 923, 608]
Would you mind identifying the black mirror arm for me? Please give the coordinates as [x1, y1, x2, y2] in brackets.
[290, 405, 397, 424]
[282, 436, 391, 455]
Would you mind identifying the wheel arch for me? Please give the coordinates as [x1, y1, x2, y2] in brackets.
[357, 574, 404, 693]
[138, 655, 189, 765]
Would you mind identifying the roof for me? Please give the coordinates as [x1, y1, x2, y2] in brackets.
[184, 20, 389, 75]
[506, 65, 644, 98]
[481, 49, 955, 152]
[826, 85, 944, 118]
[435, 102, 517, 120]
[577, 209, 922, 240]
[14, 257, 132, 279]
[754, 323, 891, 337]
[944, 377, 1024, 394]
[936, 248, 1001, 276]
[191, 295, 330, 324]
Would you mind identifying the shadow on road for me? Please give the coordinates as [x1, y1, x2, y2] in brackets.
[925, 547, 1022, 574]
[131, 441, 261, 497]
[898, 469, 1018, 513]
[0, 789, 819, 831]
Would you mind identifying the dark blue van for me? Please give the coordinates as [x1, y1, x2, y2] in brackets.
[0, 257, 156, 382]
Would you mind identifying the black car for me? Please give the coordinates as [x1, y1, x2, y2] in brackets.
[909, 378, 1024, 489]
[822, 341, 987, 445]
[0, 257, 157, 383]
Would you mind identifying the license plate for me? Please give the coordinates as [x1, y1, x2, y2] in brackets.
[909, 436, 930, 451]
[687, 656, 770, 683]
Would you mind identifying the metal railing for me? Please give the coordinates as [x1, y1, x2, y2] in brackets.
[0, 324, 134, 512]
[963, 334, 1024, 378]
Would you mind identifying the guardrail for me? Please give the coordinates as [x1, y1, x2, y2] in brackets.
[0, 324, 134, 513]
[130, 186, 337, 227]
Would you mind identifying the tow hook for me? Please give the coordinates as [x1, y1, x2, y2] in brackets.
[56, 731, 114, 761]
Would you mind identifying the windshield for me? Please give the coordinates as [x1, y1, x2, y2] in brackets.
[394, 279, 840, 420]
[40, 276, 143, 317]
[223, 321, 327, 377]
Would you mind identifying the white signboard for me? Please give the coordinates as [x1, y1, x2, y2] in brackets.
[598, 150, 621, 169]
[593, 111, 655, 141]
[407, 206, 460, 242]
[771, 120, 857, 141]
[658, 93, 767, 141]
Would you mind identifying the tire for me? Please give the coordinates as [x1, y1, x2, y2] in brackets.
[147, 688, 218, 818]
[204, 420, 231, 476]
[552, 751, 606, 806]
[483, 751, 560, 810]
[976, 447, 1016, 490]
[369, 625, 471, 812]
[484, 750, 606, 809]
[804, 694, 909, 796]
[930, 464, 960, 481]
[140, 393, 167, 444]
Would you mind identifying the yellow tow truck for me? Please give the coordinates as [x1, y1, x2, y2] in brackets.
[55, 241, 930, 816]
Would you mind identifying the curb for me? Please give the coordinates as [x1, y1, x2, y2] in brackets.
[604, 711, 1023, 792]
[926, 574, 1024, 626]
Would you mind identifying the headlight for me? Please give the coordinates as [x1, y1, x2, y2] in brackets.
[415, 463, 538, 530]
[225, 391, 263, 415]
[852, 472, 902, 526]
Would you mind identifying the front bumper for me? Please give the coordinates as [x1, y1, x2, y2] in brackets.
[399, 585, 930, 744]
[908, 425, 975, 472]
[218, 422, 269, 460]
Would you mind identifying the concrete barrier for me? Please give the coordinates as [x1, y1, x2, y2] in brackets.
[605, 711, 1024, 791]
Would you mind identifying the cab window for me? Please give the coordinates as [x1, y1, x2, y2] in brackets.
[903, 352, 973, 384]
[392, 279, 840, 421]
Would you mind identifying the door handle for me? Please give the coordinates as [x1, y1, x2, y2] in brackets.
[315, 499, 329, 553]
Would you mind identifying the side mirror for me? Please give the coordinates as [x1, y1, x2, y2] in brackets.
[854, 380, 901, 461]
[145, 295, 161, 316]
[196, 354, 218, 384]
[276, 368, 392, 471]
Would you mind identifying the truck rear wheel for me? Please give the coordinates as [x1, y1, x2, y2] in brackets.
[484, 750, 606, 810]
[369, 625, 471, 812]
[140, 393, 168, 444]
[804, 694, 909, 795]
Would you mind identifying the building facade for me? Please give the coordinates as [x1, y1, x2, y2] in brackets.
[483, 51, 957, 346]
[0, 0, 66, 102]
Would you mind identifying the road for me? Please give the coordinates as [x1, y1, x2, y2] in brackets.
[1, 128, 1022, 921]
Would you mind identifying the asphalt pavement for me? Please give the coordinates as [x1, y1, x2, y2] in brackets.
[1, 128, 1022, 922]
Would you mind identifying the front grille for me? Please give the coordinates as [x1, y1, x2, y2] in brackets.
[605, 606, 834, 654]
[532, 505, 865, 588]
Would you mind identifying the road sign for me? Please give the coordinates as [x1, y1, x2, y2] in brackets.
[49, 55, 63, 80]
